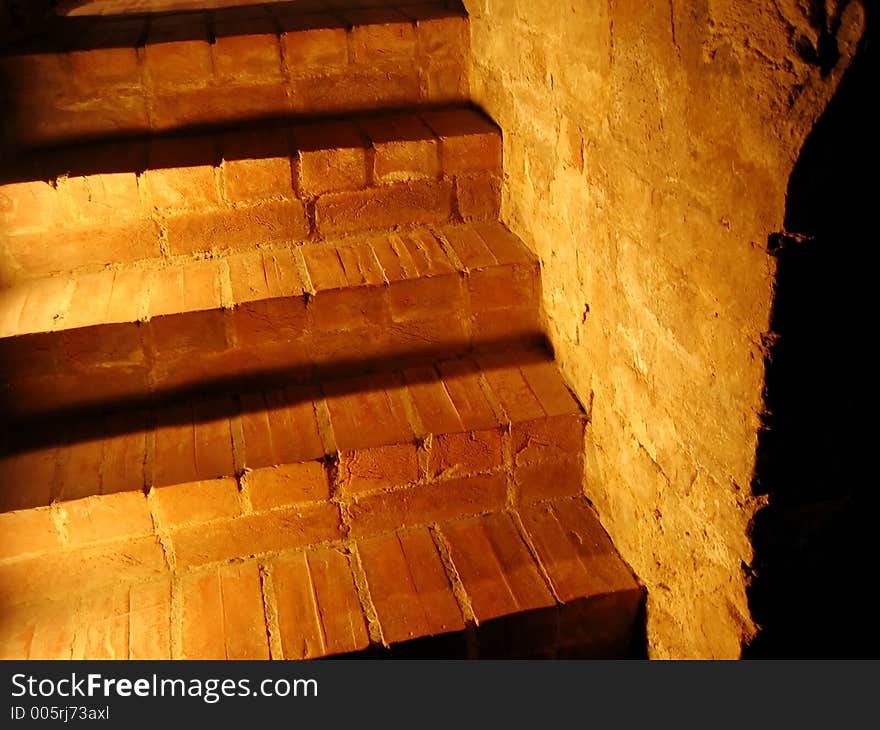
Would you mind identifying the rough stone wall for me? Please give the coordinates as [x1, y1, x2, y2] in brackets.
[464, 0, 865, 658]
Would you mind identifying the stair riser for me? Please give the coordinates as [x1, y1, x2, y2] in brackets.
[0, 8, 469, 148]
[0, 111, 502, 282]
[0, 419, 583, 531]
[0, 501, 641, 660]
[0, 290, 542, 416]
[0, 243, 540, 417]
[0, 352, 583, 510]
[0, 460, 584, 585]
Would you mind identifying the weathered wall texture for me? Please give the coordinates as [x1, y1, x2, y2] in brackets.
[464, 0, 865, 658]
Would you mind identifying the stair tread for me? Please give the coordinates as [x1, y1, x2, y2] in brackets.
[0, 222, 530, 338]
[0, 1, 470, 148]
[0, 495, 642, 659]
[0, 346, 582, 508]
[0, 222, 541, 417]
[2, 1, 465, 55]
[0, 105, 502, 284]
[0, 105, 498, 185]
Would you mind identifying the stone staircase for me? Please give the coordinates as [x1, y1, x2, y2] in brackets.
[0, 0, 644, 659]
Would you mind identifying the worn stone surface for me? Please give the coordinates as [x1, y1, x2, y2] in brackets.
[464, 0, 865, 657]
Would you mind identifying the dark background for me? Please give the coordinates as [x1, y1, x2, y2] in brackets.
[746, 2, 878, 658]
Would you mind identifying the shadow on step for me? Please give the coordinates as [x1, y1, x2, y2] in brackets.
[0, 0, 469, 153]
[53, 0, 467, 25]
[0, 102, 491, 183]
[1, 334, 549, 431]
[329, 595, 648, 659]
[0, 337, 559, 512]
[2, 0, 466, 53]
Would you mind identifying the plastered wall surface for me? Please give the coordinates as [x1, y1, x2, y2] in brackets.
[464, 0, 864, 657]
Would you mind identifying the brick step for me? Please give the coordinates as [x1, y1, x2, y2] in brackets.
[0, 0, 469, 149]
[0, 495, 644, 659]
[59, 2, 269, 15]
[0, 105, 502, 283]
[0, 349, 646, 657]
[1, 347, 584, 514]
[0, 222, 538, 417]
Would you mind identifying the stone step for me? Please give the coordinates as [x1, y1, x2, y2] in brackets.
[0, 222, 539, 416]
[0, 496, 644, 659]
[0, 106, 502, 283]
[0, 0, 469, 148]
